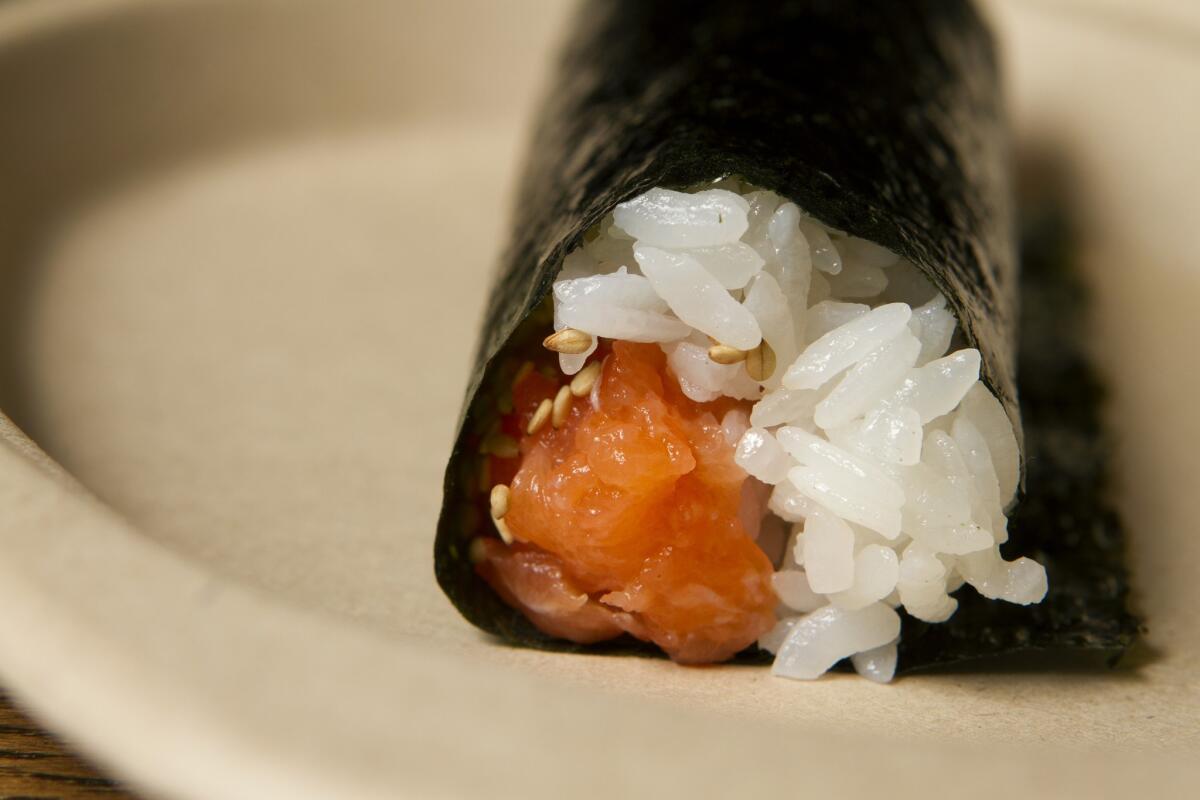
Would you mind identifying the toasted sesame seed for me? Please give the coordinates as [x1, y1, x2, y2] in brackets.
[490, 483, 510, 520]
[483, 432, 519, 459]
[708, 343, 748, 365]
[745, 340, 777, 382]
[569, 361, 601, 397]
[543, 328, 594, 354]
[493, 515, 514, 545]
[552, 385, 572, 428]
[513, 360, 534, 387]
[590, 356, 607, 410]
[468, 537, 489, 563]
[526, 398, 552, 435]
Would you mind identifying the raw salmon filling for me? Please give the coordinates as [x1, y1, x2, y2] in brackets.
[477, 342, 776, 664]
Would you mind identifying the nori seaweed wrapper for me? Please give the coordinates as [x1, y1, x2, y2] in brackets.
[435, 0, 1137, 671]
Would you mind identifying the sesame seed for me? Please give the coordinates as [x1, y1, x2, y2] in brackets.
[708, 343, 748, 364]
[468, 537, 489, 563]
[493, 515, 514, 545]
[569, 360, 602, 396]
[543, 328, 594, 354]
[745, 340, 777, 381]
[513, 360, 534, 387]
[526, 398, 552, 435]
[552, 385, 572, 428]
[489, 483, 511, 520]
[482, 432, 519, 459]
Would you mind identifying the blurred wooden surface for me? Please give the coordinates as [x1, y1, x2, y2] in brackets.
[0, 692, 130, 799]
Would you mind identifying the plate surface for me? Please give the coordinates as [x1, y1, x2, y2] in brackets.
[0, 1, 1197, 798]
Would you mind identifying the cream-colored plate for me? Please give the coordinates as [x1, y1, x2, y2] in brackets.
[0, 1, 1196, 798]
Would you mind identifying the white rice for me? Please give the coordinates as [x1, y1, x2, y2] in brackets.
[551, 181, 1047, 681]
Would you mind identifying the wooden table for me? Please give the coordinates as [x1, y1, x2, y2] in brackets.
[0, 693, 130, 798]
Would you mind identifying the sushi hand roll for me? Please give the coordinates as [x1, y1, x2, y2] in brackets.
[435, 0, 1136, 681]
[470, 184, 1038, 679]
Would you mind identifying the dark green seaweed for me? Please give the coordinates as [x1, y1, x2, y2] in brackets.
[434, 0, 1137, 671]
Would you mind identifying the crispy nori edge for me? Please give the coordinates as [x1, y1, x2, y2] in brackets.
[434, 0, 1137, 671]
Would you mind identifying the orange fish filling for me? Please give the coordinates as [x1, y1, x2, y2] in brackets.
[476, 341, 776, 664]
